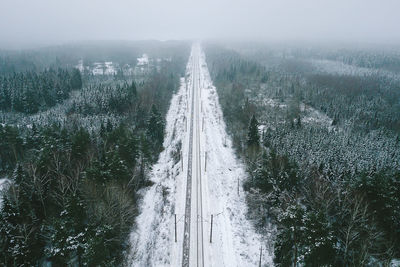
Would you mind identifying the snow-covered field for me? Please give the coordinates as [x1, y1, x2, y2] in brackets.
[311, 59, 400, 81]
[255, 94, 334, 131]
[128, 44, 272, 266]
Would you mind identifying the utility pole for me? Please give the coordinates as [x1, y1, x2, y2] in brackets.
[210, 214, 213, 243]
[202, 117, 204, 132]
[205, 152, 207, 172]
[175, 214, 177, 242]
[259, 246, 262, 267]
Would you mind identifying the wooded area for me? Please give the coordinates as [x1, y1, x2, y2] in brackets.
[205, 43, 400, 266]
[0, 41, 190, 266]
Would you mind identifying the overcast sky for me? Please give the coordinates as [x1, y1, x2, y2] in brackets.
[1, 0, 400, 48]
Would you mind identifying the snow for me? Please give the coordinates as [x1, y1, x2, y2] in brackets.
[134, 54, 152, 76]
[311, 59, 400, 81]
[137, 54, 149, 66]
[392, 259, 400, 267]
[128, 75, 189, 266]
[196, 45, 273, 266]
[300, 103, 334, 129]
[128, 44, 273, 266]
[76, 60, 120, 75]
[259, 97, 334, 130]
[76, 60, 85, 72]
[92, 62, 117, 75]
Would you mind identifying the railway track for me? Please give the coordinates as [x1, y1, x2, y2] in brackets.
[182, 45, 205, 267]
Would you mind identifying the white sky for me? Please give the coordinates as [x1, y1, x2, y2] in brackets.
[1, 0, 400, 48]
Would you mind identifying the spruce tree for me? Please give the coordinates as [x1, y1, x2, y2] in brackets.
[71, 68, 83, 90]
[247, 115, 260, 148]
[146, 104, 165, 149]
[13, 164, 25, 185]
[106, 119, 113, 133]
[130, 80, 137, 97]
[275, 203, 305, 267]
[71, 128, 90, 161]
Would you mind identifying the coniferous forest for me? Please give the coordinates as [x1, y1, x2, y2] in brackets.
[0, 41, 190, 266]
[205, 42, 400, 266]
[1, 0, 400, 266]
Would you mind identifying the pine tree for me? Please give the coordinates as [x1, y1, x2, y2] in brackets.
[130, 80, 137, 98]
[296, 115, 301, 128]
[71, 68, 83, 90]
[247, 115, 260, 148]
[253, 152, 274, 193]
[146, 104, 165, 149]
[138, 133, 151, 184]
[46, 194, 87, 266]
[71, 128, 90, 161]
[275, 203, 306, 267]
[100, 122, 106, 138]
[106, 119, 113, 133]
[13, 164, 25, 185]
[117, 132, 138, 168]
[107, 150, 130, 181]
[302, 210, 336, 265]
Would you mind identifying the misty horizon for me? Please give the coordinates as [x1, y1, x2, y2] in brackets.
[1, 0, 400, 49]
[1, 1, 400, 266]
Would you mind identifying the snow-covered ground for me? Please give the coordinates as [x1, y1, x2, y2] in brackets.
[256, 96, 334, 130]
[300, 103, 334, 128]
[137, 54, 149, 66]
[128, 74, 189, 266]
[196, 45, 273, 266]
[310, 59, 400, 81]
[76, 60, 134, 76]
[135, 54, 152, 75]
[128, 44, 272, 266]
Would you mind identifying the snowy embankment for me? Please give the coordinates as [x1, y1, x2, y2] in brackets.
[128, 45, 273, 266]
[128, 73, 189, 266]
[197, 48, 273, 266]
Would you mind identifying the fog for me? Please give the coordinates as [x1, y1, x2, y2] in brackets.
[1, 0, 400, 48]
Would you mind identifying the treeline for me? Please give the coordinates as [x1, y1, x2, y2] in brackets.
[70, 71, 178, 117]
[68, 82, 138, 115]
[233, 43, 400, 73]
[205, 44, 400, 266]
[0, 43, 189, 266]
[0, 40, 190, 75]
[0, 68, 82, 114]
[322, 49, 400, 73]
[0, 54, 38, 75]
